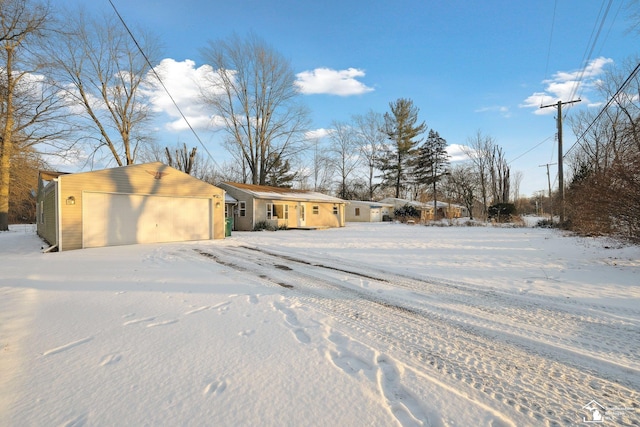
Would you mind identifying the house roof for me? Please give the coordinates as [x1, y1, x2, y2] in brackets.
[221, 182, 345, 203]
[380, 197, 466, 210]
[347, 200, 394, 208]
[39, 170, 69, 181]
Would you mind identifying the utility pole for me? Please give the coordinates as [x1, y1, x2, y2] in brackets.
[538, 162, 556, 218]
[540, 99, 580, 224]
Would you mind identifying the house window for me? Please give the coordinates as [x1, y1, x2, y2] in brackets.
[312, 205, 319, 215]
[333, 206, 338, 215]
[267, 203, 289, 220]
[239, 201, 246, 217]
[355, 207, 360, 216]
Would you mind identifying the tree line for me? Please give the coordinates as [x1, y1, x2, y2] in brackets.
[2, 0, 638, 242]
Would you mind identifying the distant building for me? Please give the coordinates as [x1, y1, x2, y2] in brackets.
[345, 201, 394, 222]
[219, 182, 346, 231]
[380, 197, 469, 221]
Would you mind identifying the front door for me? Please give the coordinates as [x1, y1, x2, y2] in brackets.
[298, 203, 306, 227]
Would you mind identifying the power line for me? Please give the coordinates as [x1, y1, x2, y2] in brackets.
[508, 135, 554, 165]
[107, 0, 220, 170]
[569, 0, 614, 102]
[541, 0, 558, 107]
[565, 61, 640, 157]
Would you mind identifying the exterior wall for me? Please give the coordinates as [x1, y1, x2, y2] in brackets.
[254, 199, 299, 229]
[220, 185, 255, 231]
[37, 183, 58, 246]
[57, 162, 224, 251]
[305, 201, 344, 228]
[345, 202, 393, 222]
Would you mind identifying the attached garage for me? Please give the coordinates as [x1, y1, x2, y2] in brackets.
[36, 162, 226, 251]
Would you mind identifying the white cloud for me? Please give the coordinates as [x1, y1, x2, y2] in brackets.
[143, 58, 224, 132]
[447, 144, 469, 162]
[305, 128, 332, 140]
[475, 105, 511, 118]
[295, 67, 374, 96]
[520, 57, 614, 115]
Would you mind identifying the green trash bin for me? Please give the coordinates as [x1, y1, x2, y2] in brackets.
[225, 217, 233, 237]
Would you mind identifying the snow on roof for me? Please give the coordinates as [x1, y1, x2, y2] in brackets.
[222, 182, 345, 203]
[380, 197, 466, 210]
[347, 200, 394, 208]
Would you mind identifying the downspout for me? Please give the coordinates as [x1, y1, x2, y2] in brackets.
[252, 198, 256, 230]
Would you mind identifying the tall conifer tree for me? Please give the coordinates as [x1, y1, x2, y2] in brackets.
[378, 98, 426, 198]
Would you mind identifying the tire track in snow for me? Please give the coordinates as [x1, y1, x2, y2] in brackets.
[242, 245, 640, 380]
[193, 245, 640, 426]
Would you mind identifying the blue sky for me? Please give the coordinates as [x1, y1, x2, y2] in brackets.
[60, 0, 637, 197]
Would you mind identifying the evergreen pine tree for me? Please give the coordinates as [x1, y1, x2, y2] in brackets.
[414, 130, 450, 218]
[265, 152, 297, 188]
[377, 98, 426, 198]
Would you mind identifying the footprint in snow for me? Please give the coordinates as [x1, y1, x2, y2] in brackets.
[203, 379, 228, 396]
[59, 412, 88, 427]
[42, 337, 93, 357]
[185, 306, 211, 315]
[122, 316, 155, 326]
[147, 319, 179, 327]
[376, 356, 433, 427]
[239, 329, 255, 337]
[99, 354, 122, 366]
[294, 328, 311, 344]
[272, 301, 300, 327]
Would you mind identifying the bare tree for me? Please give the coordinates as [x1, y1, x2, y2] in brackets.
[463, 131, 494, 220]
[445, 163, 478, 220]
[353, 110, 385, 200]
[1, 0, 68, 230]
[565, 57, 640, 240]
[200, 33, 310, 185]
[327, 121, 361, 199]
[299, 138, 334, 193]
[489, 144, 510, 204]
[164, 143, 197, 175]
[511, 170, 524, 210]
[50, 8, 159, 167]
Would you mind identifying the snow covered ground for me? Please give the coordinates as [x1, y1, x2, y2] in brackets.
[1, 221, 639, 426]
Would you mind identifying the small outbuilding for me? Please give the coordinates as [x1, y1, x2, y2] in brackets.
[36, 162, 226, 251]
[219, 182, 346, 231]
[345, 201, 394, 222]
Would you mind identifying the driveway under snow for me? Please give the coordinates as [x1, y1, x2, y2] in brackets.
[1, 222, 639, 426]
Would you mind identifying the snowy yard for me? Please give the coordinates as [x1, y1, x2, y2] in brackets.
[1, 221, 639, 426]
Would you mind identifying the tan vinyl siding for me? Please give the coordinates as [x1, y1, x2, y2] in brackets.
[306, 202, 342, 228]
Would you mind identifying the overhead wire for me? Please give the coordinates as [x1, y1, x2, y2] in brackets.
[564, 60, 640, 158]
[569, 0, 614, 102]
[540, 0, 558, 107]
[107, 0, 220, 170]
[508, 135, 555, 166]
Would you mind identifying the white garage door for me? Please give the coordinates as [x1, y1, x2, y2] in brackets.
[83, 192, 212, 248]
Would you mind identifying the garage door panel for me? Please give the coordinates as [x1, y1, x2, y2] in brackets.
[83, 193, 212, 248]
